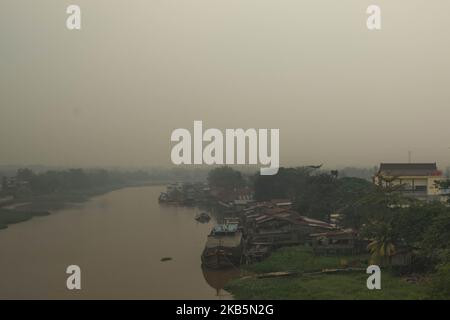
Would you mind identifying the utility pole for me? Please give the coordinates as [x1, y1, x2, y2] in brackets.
[408, 150, 412, 163]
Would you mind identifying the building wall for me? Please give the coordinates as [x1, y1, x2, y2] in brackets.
[392, 177, 427, 190]
[375, 175, 445, 196]
[427, 176, 445, 195]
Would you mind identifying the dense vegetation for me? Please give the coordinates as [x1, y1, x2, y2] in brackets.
[209, 165, 450, 299]
[207, 166, 245, 191]
[10, 168, 155, 196]
[0, 167, 212, 198]
[253, 167, 376, 222]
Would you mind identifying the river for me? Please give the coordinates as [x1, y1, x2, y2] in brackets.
[0, 185, 239, 299]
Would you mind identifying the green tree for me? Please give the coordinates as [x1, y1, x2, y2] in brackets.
[207, 166, 244, 191]
[391, 203, 444, 247]
[436, 179, 450, 204]
[420, 209, 450, 266]
[367, 236, 396, 266]
[254, 167, 376, 222]
[254, 167, 309, 201]
[16, 168, 34, 182]
[428, 263, 450, 299]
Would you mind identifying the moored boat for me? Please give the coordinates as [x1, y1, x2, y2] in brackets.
[195, 212, 211, 223]
[201, 224, 243, 269]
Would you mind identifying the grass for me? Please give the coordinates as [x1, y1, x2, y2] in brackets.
[245, 246, 369, 274]
[225, 246, 429, 300]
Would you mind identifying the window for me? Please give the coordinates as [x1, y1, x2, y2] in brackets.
[415, 185, 427, 192]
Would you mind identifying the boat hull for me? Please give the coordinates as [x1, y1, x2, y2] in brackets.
[201, 247, 242, 269]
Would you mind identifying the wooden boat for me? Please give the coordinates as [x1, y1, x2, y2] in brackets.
[195, 212, 211, 223]
[201, 224, 243, 269]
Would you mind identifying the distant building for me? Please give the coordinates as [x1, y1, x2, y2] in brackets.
[373, 163, 448, 201]
[311, 229, 369, 255]
[243, 204, 335, 247]
[0, 196, 14, 207]
[1, 176, 18, 192]
[210, 186, 254, 205]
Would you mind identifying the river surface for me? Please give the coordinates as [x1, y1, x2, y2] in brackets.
[0, 186, 239, 299]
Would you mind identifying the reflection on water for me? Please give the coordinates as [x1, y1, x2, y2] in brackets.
[202, 267, 241, 298]
[0, 186, 238, 299]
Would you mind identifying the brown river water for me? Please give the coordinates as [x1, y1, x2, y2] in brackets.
[0, 185, 239, 299]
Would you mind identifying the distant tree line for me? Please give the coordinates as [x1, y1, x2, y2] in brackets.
[2, 167, 197, 197]
[207, 166, 245, 190]
[3, 168, 153, 196]
[0, 167, 214, 198]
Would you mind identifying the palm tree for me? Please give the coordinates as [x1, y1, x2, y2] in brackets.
[367, 235, 396, 266]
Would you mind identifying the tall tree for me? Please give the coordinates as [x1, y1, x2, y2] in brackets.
[207, 166, 244, 191]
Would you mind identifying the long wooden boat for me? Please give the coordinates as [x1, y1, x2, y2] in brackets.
[201, 224, 243, 269]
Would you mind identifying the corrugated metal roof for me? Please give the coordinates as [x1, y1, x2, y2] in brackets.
[212, 224, 238, 233]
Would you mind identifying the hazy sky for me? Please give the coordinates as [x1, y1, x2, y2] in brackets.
[1, 1, 450, 168]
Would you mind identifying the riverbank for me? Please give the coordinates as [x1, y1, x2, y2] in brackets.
[225, 246, 429, 299]
[0, 181, 167, 230]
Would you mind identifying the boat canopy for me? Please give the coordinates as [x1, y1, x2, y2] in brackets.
[212, 224, 238, 234]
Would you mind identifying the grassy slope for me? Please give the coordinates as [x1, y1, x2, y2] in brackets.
[225, 246, 428, 300]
